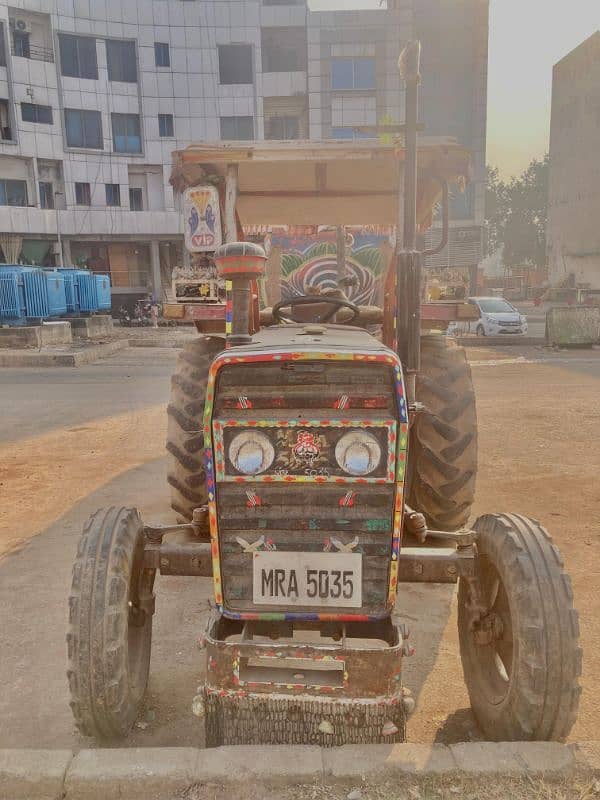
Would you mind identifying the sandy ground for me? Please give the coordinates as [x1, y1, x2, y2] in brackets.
[0, 344, 598, 748]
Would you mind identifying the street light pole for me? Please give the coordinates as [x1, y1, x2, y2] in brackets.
[54, 190, 64, 267]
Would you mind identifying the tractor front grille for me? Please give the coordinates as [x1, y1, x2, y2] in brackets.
[212, 359, 401, 618]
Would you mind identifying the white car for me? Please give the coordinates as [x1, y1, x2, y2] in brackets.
[465, 296, 528, 336]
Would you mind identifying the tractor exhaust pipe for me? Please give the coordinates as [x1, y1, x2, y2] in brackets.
[397, 41, 422, 402]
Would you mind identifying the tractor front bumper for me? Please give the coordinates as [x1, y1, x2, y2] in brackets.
[198, 613, 409, 747]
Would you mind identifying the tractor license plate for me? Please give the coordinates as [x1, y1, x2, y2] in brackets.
[253, 552, 362, 608]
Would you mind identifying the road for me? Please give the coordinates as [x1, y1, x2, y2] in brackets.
[0, 344, 598, 749]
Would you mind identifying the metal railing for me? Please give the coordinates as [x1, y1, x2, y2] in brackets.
[11, 43, 54, 63]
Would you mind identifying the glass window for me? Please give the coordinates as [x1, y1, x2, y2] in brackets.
[0, 24, 6, 67]
[12, 31, 30, 59]
[218, 44, 253, 85]
[158, 113, 174, 137]
[75, 182, 91, 206]
[111, 113, 141, 153]
[220, 116, 254, 140]
[21, 103, 53, 125]
[65, 109, 103, 149]
[476, 298, 517, 314]
[331, 57, 376, 90]
[265, 115, 299, 140]
[261, 27, 306, 72]
[39, 181, 54, 209]
[331, 127, 373, 140]
[0, 179, 28, 206]
[129, 187, 143, 211]
[0, 99, 12, 140]
[105, 184, 121, 206]
[59, 34, 98, 80]
[106, 39, 137, 83]
[154, 42, 170, 68]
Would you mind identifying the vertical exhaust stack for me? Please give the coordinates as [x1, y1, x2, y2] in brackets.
[213, 241, 266, 346]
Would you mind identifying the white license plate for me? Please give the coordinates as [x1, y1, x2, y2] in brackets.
[253, 552, 362, 608]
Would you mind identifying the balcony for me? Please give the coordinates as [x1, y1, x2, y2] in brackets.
[11, 43, 54, 63]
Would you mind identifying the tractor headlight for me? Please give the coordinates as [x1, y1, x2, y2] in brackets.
[228, 431, 275, 475]
[335, 431, 382, 476]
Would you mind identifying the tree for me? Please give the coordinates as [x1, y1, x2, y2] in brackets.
[485, 155, 549, 268]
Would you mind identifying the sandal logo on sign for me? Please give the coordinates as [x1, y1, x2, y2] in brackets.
[292, 431, 321, 463]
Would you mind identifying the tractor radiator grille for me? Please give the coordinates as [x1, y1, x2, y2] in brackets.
[212, 360, 400, 618]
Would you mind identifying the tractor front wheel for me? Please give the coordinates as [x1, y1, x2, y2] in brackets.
[167, 336, 224, 522]
[67, 507, 155, 739]
[458, 513, 581, 741]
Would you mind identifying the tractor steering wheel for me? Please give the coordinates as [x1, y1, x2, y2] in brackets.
[272, 295, 360, 325]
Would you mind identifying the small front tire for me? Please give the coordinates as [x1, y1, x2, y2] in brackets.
[458, 513, 581, 741]
[67, 507, 155, 740]
[475, 324, 486, 337]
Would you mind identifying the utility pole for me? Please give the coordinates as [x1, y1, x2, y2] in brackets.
[54, 191, 64, 267]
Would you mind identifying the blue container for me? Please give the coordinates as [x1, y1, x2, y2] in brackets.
[21, 268, 49, 318]
[43, 271, 68, 317]
[76, 270, 98, 312]
[95, 274, 112, 311]
[60, 270, 80, 314]
[0, 267, 27, 321]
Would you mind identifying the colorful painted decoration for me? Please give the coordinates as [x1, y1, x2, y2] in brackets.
[339, 491, 356, 507]
[245, 490, 262, 508]
[292, 430, 321, 463]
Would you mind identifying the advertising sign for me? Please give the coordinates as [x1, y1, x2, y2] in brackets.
[184, 185, 222, 252]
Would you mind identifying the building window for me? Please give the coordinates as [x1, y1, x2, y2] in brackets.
[59, 34, 98, 80]
[21, 103, 53, 125]
[158, 113, 174, 137]
[75, 182, 91, 206]
[12, 30, 30, 59]
[261, 27, 306, 73]
[0, 24, 6, 66]
[64, 109, 103, 149]
[39, 181, 54, 209]
[266, 115, 299, 139]
[154, 42, 170, 68]
[220, 116, 254, 140]
[0, 179, 28, 206]
[129, 187, 143, 211]
[331, 58, 376, 90]
[111, 113, 142, 153]
[331, 127, 373, 140]
[105, 184, 121, 206]
[218, 44, 253, 85]
[106, 39, 137, 83]
[0, 99, 12, 140]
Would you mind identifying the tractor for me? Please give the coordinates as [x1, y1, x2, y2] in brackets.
[66, 43, 580, 746]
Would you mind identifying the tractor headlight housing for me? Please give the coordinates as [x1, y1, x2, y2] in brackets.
[335, 430, 382, 476]
[228, 431, 275, 476]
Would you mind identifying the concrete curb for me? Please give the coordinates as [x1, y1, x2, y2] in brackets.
[0, 339, 127, 367]
[455, 335, 545, 347]
[1, 742, 598, 799]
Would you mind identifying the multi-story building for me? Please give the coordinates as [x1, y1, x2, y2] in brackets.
[0, 0, 488, 302]
[547, 31, 600, 289]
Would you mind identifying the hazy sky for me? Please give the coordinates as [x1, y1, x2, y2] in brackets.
[310, 1, 600, 178]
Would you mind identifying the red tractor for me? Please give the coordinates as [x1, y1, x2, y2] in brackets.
[67, 43, 580, 746]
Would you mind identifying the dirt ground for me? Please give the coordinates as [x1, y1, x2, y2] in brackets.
[0, 345, 599, 747]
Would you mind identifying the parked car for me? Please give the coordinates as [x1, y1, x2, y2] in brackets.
[449, 296, 528, 336]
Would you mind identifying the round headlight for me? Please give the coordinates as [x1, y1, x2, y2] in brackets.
[335, 431, 382, 476]
[228, 431, 275, 476]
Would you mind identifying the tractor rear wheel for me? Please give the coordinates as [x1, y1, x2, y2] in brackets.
[67, 507, 155, 739]
[166, 336, 224, 522]
[458, 513, 581, 741]
[408, 334, 477, 530]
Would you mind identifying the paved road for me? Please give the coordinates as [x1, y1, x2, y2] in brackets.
[1, 343, 598, 750]
[0, 348, 177, 443]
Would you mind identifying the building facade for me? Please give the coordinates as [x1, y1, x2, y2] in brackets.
[0, 0, 488, 300]
[547, 31, 600, 289]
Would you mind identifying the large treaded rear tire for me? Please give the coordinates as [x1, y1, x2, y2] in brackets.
[166, 336, 224, 522]
[458, 513, 581, 741]
[67, 507, 155, 739]
[408, 334, 477, 530]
